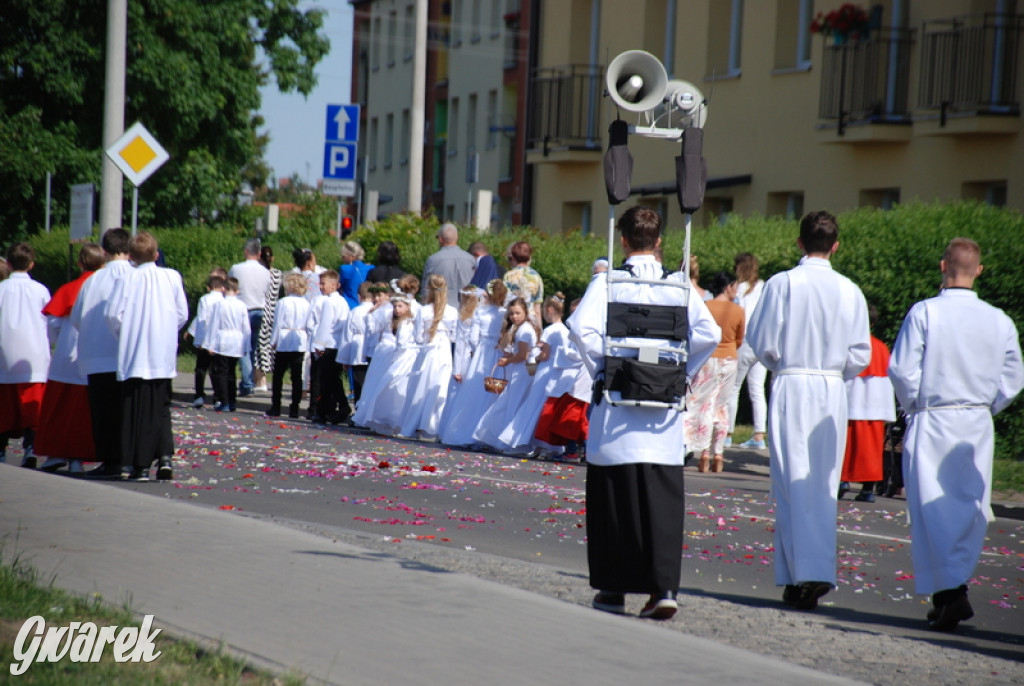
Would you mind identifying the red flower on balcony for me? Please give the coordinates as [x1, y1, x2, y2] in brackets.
[810, 3, 870, 42]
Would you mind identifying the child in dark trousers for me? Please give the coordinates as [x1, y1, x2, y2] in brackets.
[205, 278, 251, 412]
[186, 270, 227, 407]
[268, 273, 311, 418]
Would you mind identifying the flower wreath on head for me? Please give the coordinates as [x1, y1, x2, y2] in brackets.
[390, 293, 415, 306]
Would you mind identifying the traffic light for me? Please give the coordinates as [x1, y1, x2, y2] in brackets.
[341, 214, 354, 237]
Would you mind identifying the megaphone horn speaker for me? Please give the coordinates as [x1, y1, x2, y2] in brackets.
[663, 79, 708, 129]
[605, 50, 668, 113]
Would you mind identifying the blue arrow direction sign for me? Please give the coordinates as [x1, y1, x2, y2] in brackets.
[325, 104, 360, 143]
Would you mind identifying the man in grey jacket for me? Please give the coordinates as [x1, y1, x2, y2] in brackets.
[421, 223, 475, 303]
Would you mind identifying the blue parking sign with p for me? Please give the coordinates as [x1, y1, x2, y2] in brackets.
[323, 104, 360, 182]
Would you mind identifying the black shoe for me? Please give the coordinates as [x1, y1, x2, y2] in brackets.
[128, 466, 150, 482]
[21, 455, 37, 469]
[592, 591, 626, 615]
[85, 463, 127, 480]
[837, 481, 850, 499]
[782, 584, 801, 605]
[288, 408, 300, 419]
[792, 581, 832, 610]
[854, 491, 875, 503]
[156, 457, 173, 482]
[639, 591, 678, 620]
[237, 388, 254, 397]
[928, 585, 973, 631]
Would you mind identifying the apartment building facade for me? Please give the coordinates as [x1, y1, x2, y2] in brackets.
[351, 0, 531, 226]
[527, 0, 1023, 235]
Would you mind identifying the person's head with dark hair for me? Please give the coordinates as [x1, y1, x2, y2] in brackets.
[101, 228, 131, 256]
[468, 241, 489, 257]
[207, 275, 227, 291]
[78, 242, 105, 272]
[376, 240, 401, 267]
[617, 205, 662, 253]
[128, 232, 159, 264]
[6, 243, 35, 271]
[260, 245, 274, 269]
[798, 210, 839, 256]
[507, 241, 533, 266]
[709, 270, 737, 298]
[225, 277, 240, 295]
[293, 247, 311, 270]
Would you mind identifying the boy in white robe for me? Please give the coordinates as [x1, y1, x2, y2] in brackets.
[71, 228, 134, 479]
[204, 278, 251, 413]
[569, 206, 720, 620]
[0, 243, 51, 467]
[309, 270, 351, 423]
[888, 237, 1024, 632]
[104, 232, 189, 482]
[185, 271, 227, 407]
[746, 210, 871, 610]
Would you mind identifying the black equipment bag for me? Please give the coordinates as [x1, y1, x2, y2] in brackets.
[603, 301, 688, 403]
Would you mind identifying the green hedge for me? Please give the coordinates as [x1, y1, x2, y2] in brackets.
[23, 200, 1024, 459]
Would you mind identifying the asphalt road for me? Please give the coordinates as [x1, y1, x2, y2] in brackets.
[51, 385, 1022, 683]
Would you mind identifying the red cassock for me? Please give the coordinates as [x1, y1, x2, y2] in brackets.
[841, 336, 891, 482]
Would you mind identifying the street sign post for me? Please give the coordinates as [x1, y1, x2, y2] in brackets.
[105, 121, 169, 234]
[322, 104, 360, 198]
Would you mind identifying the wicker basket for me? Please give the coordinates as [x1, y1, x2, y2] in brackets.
[483, 363, 508, 394]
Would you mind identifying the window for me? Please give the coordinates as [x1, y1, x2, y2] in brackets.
[372, 17, 382, 70]
[773, 0, 813, 71]
[859, 187, 900, 210]
[404, 5, 415, 61]
[449, 98, 460, 156]
[767, 191, 805, 219]
[562, 201, 593, 235]
[452, 0, 463, 45]
[387, 11, 397, 66]
[706, 0, 744, 79]
[385, 113, 394, 169]
[963, 181, 1007, 208]
[471, 0, 482, 42]
[400, 109, 410, 166]
[490, 0, 502, 37]
[467, 93, 478, 153]
[703, 197, 734, 226]
[368, 117, 379, 172]
[486, 90, 499, 149]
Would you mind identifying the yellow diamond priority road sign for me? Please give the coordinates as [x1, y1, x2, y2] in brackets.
[105, 122, 170, 186]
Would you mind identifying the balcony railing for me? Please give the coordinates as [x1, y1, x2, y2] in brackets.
[918, 13, 1023, 119]
[527, 64, 603, 152]
[818, 27, 915, 132]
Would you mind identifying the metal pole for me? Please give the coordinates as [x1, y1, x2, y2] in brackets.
[407, 0, 427, 212]
[131, 186, 138, 236]
[45, 172, 52, 233]
[100, 0, 127, 230]
[337, 199, 343, 243]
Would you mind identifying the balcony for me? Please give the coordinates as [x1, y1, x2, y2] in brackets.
[817, 27, 915, 143]
[527, 64, 604, 164]
[916, 13, 1022, 136]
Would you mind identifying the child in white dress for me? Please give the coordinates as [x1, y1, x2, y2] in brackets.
[472, 298, 541, 451]
[439, 280, 507, 447]
[497, 294, 570, 454]
[363, 294, 419, 436]
[400, 274, 459, 439]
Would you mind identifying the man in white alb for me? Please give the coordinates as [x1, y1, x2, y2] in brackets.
[746, 210, 871, 610]
[888, 237, 1023, 632]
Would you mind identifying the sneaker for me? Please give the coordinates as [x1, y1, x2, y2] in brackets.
[592, 592, 626, 615]
[214, 402, 228, 412]
[68, 460, 84, 474]
[21, 454, 37, 469]
[85, 463, 127, 480]
[254, 384, 268, 392]
[191, 397, 205, 408]
[156, 457, 173, 482]
[838, 481, 851, 499]
[128, 467, 150, 482]
[639, 592, 678, 620]
[555, 452, 581, 464]
[739, 438, 766, 449]
[854, 491, 875, 503]
[237, 388, 254, 397]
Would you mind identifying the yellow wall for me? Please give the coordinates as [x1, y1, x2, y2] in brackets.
[529, 0, 1024, 236]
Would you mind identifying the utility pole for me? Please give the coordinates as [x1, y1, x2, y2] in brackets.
[407, 0, 427, 213]
[100, 0, 127, 231]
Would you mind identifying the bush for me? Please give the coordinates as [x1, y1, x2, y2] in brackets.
[23, 201, 1024, 459]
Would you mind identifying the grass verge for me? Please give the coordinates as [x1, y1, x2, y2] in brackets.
[0, 554, 304, 685]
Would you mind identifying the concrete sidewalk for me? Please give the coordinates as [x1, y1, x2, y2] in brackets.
[0, 465, 867, 685]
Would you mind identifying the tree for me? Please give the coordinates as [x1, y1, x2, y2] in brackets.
[0, 0, 328, 241]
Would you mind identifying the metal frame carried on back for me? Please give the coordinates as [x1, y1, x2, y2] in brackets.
[600, 50, 709, 411]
